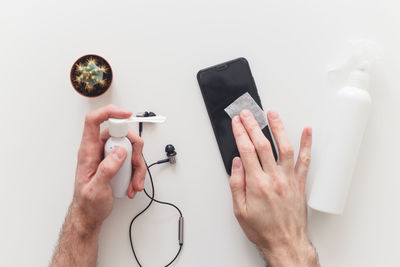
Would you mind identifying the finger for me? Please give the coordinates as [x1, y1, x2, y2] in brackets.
[232, 116, 262, 175]
[83, 104, 132, 142]
[100, 129, 110, 143]
[126, 183, 137, 199]
[267, 110, 294, 171]
[295, 127, 312, 192]
[239, 109, 276, 172]
[100, 129, 111, 149]
[126, 130, 146, 192]
[93, 146, 127, 185]
[229, 157, 246, 218]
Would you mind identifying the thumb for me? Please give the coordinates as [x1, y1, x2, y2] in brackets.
[229, 157, 246, 215]
[94, 146, 127, 184]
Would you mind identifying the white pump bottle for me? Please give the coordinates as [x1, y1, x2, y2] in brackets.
[105, 118, 133, 198]
[104, 115, 166, 198]
[308, 62, 372, 214]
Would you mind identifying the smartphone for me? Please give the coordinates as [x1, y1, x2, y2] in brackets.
[197, 57, 277, 175]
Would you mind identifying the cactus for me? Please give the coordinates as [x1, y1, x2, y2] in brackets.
[75, 58, 107, 91]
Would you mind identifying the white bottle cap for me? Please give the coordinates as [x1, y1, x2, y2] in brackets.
[108, 118, 129, 137]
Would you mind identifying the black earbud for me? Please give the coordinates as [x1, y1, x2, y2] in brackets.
[137, 111, 157, 136]
[136, 111, 156, 117]
[137, 111, 177, 165]
[165, 144, 177, 164]
[155, 144, 177, 165]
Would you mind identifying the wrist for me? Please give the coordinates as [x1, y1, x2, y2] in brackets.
[51, 201, 101, 267]
[261, 240, 318, 267]
[67, 201, 102, 237]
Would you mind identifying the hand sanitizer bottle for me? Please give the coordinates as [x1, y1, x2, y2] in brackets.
[104, 118, 132, 198]
[308, 61, 372, 214]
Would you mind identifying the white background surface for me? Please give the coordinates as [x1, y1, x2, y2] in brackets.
[1, 1, 399, 266]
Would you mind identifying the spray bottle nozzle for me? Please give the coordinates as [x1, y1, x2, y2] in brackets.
[357, 60, 370, 72]
[348, 59, 371, 90]
[327, 39, 381, 91]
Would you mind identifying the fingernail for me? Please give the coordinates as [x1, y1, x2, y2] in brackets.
[307, 127, 312, 136]
[112, 146, 126, 160]
[232, 157, 242, 170]
[268, 110, 279, 120]
[233, 116, 241, 123]
[130, 190, 137, 199]
[241, 109, 251, 118]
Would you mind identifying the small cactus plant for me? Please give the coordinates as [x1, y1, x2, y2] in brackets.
[70, 55, 113, 97]
[76, 59, 106, 89]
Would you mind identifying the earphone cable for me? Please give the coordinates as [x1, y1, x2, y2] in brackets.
[128, 158, 155, 267]
[129, 127, 183, 266]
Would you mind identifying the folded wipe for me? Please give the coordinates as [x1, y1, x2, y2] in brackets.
[224, 92, 268, 129]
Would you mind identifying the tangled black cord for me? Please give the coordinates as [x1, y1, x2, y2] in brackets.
[129, 128, 183, 267]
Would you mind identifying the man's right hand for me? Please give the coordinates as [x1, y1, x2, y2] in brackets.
[51, 105, 146, 267]
[229, 109, 318, 267]
[72, 105, 146, 231]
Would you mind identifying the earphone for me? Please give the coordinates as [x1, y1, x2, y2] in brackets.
[136, 111, 156, 135]
[129, 112, 184, 267]
[154, 144, 177, 165]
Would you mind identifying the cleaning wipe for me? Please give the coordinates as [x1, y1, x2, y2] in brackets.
[224, 92, 268, 129]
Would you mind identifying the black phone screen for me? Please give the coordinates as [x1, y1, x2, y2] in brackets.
[197, 57, 277, 175]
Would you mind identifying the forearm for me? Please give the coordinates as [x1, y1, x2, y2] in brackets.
[262, 241, 319, 267]
[51, 203, 101, 267]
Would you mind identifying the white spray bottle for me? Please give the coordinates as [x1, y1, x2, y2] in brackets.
[105, 114, 166, 198]
[308, 40, 380, 214]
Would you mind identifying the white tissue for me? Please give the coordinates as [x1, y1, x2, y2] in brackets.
[224, 92, 268, 129]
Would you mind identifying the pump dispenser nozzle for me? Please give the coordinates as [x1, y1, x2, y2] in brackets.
[108, 115, 166, 138]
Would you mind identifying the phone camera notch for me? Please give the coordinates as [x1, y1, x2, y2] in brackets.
[216, 64, 228, 71]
